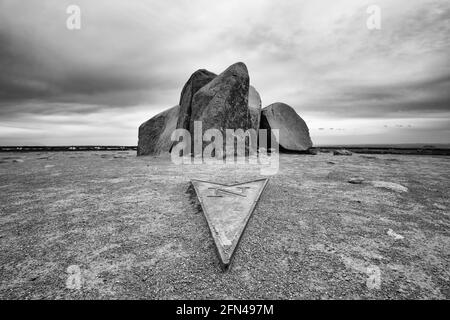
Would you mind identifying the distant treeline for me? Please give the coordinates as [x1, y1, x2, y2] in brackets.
[315, 147, 450, 156]
[0, 146, 137, 152]
[1, 145, 449, 155]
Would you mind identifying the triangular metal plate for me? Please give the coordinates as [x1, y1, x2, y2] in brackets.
[191, 178, 269, 270]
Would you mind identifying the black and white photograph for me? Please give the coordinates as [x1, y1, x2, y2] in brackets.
[0, 0, 449, 306]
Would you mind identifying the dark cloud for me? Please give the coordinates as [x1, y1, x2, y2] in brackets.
[0, 0, 449, 145]
[0, 29, 179, 108]
[296, 72, 450, 118]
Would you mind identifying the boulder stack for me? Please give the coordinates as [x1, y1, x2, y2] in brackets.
[137, 62, 313, 156]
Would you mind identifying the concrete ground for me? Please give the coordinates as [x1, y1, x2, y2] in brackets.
[0, 151, 448, 299]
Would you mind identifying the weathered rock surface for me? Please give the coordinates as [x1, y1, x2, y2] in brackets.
[260, 102, 313, 152]
[137, 105, 180, 156]
[189, 62, 257, 154]
[190, 62, 252, 132]
[176, 69, 217, 131]
[248, 86, 262, 131]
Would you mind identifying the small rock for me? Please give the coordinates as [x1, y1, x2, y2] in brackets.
[387, 229, 404, 240]
[45, 165, 55, 168]
[12, 159, 24, 163]
[433, 203, 446, 210]
[327, 161, 336, 165]
[348, 177, 365, 184]
[370, 181, 408, 193]
[366, 265, 381, 290]
[333, 149, 352, 156]
[176, 69, 217, 131]
[66, 265, 82, 290]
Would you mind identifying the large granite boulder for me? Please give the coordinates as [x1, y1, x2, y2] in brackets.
[137, 105, 180, 156]
[260, 102, 313, 152]
[248, 85, 262, 131]
[189, 62, 256, 153]
[176, 69, 217, 131]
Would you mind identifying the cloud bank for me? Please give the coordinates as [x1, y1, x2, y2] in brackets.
[0, 0, 449, 145]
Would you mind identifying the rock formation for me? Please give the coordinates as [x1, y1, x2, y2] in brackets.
[137, 62, 313, 156]
[189, 62, 254, 137]
[137, 105, 179, 156]
[260, 102, 313, 152]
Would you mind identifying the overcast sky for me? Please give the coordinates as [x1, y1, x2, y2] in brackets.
[0, 0, 449, 146]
